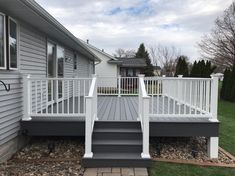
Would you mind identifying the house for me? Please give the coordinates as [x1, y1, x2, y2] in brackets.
[0, 0, 101, 162]
[0, 0, 220, 168]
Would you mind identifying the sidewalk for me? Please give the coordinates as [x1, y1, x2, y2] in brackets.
[84, 167, 148, 176]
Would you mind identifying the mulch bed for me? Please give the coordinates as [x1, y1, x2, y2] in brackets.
[150, 137, 235, 167]
[0, 137, 85, 176]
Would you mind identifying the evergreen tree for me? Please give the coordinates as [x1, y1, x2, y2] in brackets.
[190, 60, 216, 78]
[174, 55, 189, 77]
[190, 61, 198, 77]
[221, 68, 230, 100]
[230, 65, 235, 101]
[220, 66, 235, 102]
[136, 43, 154, 76]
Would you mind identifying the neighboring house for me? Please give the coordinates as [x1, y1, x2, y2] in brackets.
[0, 0, 101, 162]
[0, 0, 220, 169]
[96, 57, 148, 77]
[80, 40, 119, 87]
[115, 57, 146, 77]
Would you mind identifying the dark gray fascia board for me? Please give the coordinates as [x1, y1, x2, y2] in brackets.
[107, 60, 123, 65]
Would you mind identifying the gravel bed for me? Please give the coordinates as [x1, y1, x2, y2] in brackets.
[150, 137, 235, 164]
[0, 137, 85, 176]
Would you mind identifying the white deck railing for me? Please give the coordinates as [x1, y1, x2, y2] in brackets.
[22, 75, 92, 120]
[144, 75, 219, 120]
[84, 75, 97, 158]
[97, 76, 138, 96]
[138, 75, 150, 159]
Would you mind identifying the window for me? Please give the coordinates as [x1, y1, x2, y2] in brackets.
[8, 18, 17, 69]
[0, 14, 5, 69]
[127, 68, 133, 77]
[0, 13, 18, 70]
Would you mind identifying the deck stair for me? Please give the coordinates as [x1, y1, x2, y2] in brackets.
[82, 121, 151, 167]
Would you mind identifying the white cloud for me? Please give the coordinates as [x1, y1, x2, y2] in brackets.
[35, 0, 233, 61]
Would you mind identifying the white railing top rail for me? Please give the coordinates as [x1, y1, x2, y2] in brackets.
[27, 77, 92, 80]
[144, 76, 212, 81]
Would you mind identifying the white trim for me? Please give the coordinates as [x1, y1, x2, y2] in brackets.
[0, 12, 6, 70]
[8, 17, 18, 70]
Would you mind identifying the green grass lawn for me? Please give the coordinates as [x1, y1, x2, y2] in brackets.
[218, 100, 235, 156]
[149, 162, 235, 176]
[149, 100, 235, 176]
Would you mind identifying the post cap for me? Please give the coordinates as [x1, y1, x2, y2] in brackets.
[177, 75, 183, 78]
[210, 73, 221, 78]
[138, 74, 145, 78]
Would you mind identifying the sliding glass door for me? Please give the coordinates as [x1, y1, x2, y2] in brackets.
[47, 42, 64, 104]
[57, 46, 64, 100]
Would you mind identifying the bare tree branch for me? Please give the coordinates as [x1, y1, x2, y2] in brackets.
[148, 44, 181, 76]
[198, 2, 235, 69]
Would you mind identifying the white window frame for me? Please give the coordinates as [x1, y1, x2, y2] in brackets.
[0, 12, 6, 70]
[8, 17, 18, 70]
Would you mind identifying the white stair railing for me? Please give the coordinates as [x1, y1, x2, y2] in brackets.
[138, 75, 150, 159]
[84, 74, 97, 158]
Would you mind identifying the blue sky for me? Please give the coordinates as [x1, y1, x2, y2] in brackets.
[35, 0, 233, 61]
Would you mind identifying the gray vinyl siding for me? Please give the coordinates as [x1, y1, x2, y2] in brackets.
[0, 72, 22, 145]
[19, 24, 47, 113]
[0, 21, 93, 148]
[19, 24, 47, 76]
[77, 53, 90, 78]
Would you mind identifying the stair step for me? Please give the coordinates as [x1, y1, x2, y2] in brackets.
[93, 145, 142, 153]
[94, 121, 141, 129]
[93, 139, 142, 145]
[93, 132, 142, 140]
[93, 152, 142, 159]
[93, 128, 142, 133]
[82, 153, 151, 167]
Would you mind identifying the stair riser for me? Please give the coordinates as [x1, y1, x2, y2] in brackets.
[93, 133, 142, 140]
[92, 145, 142, 153]
[94, 122, 141, 129]
[82, 159, 151, 167]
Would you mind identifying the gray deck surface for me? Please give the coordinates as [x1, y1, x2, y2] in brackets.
[97, 96, 209, 122]
[34, 96, 210, 122]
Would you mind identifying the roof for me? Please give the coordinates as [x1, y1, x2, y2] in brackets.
[109, 57, 147, 68]
[78, 39, 117, 61]
[153, 66, 161, 70]
[0, 0, 100, 61]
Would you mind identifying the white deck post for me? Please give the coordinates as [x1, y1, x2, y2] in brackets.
[138, 74, 145, 121]
[178, 75, 183, 103]
[22, 74, 32, 121]
[162, 75, 166, 95]
[210, 74, 219, 122]
[207, 137, 219, 158]
[207, 74, 219, 159]
[118, 75, 121, 97]
[92, 74, 98, 120]
[141, 97, 150, 159]
[84, 97, 93, 158]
